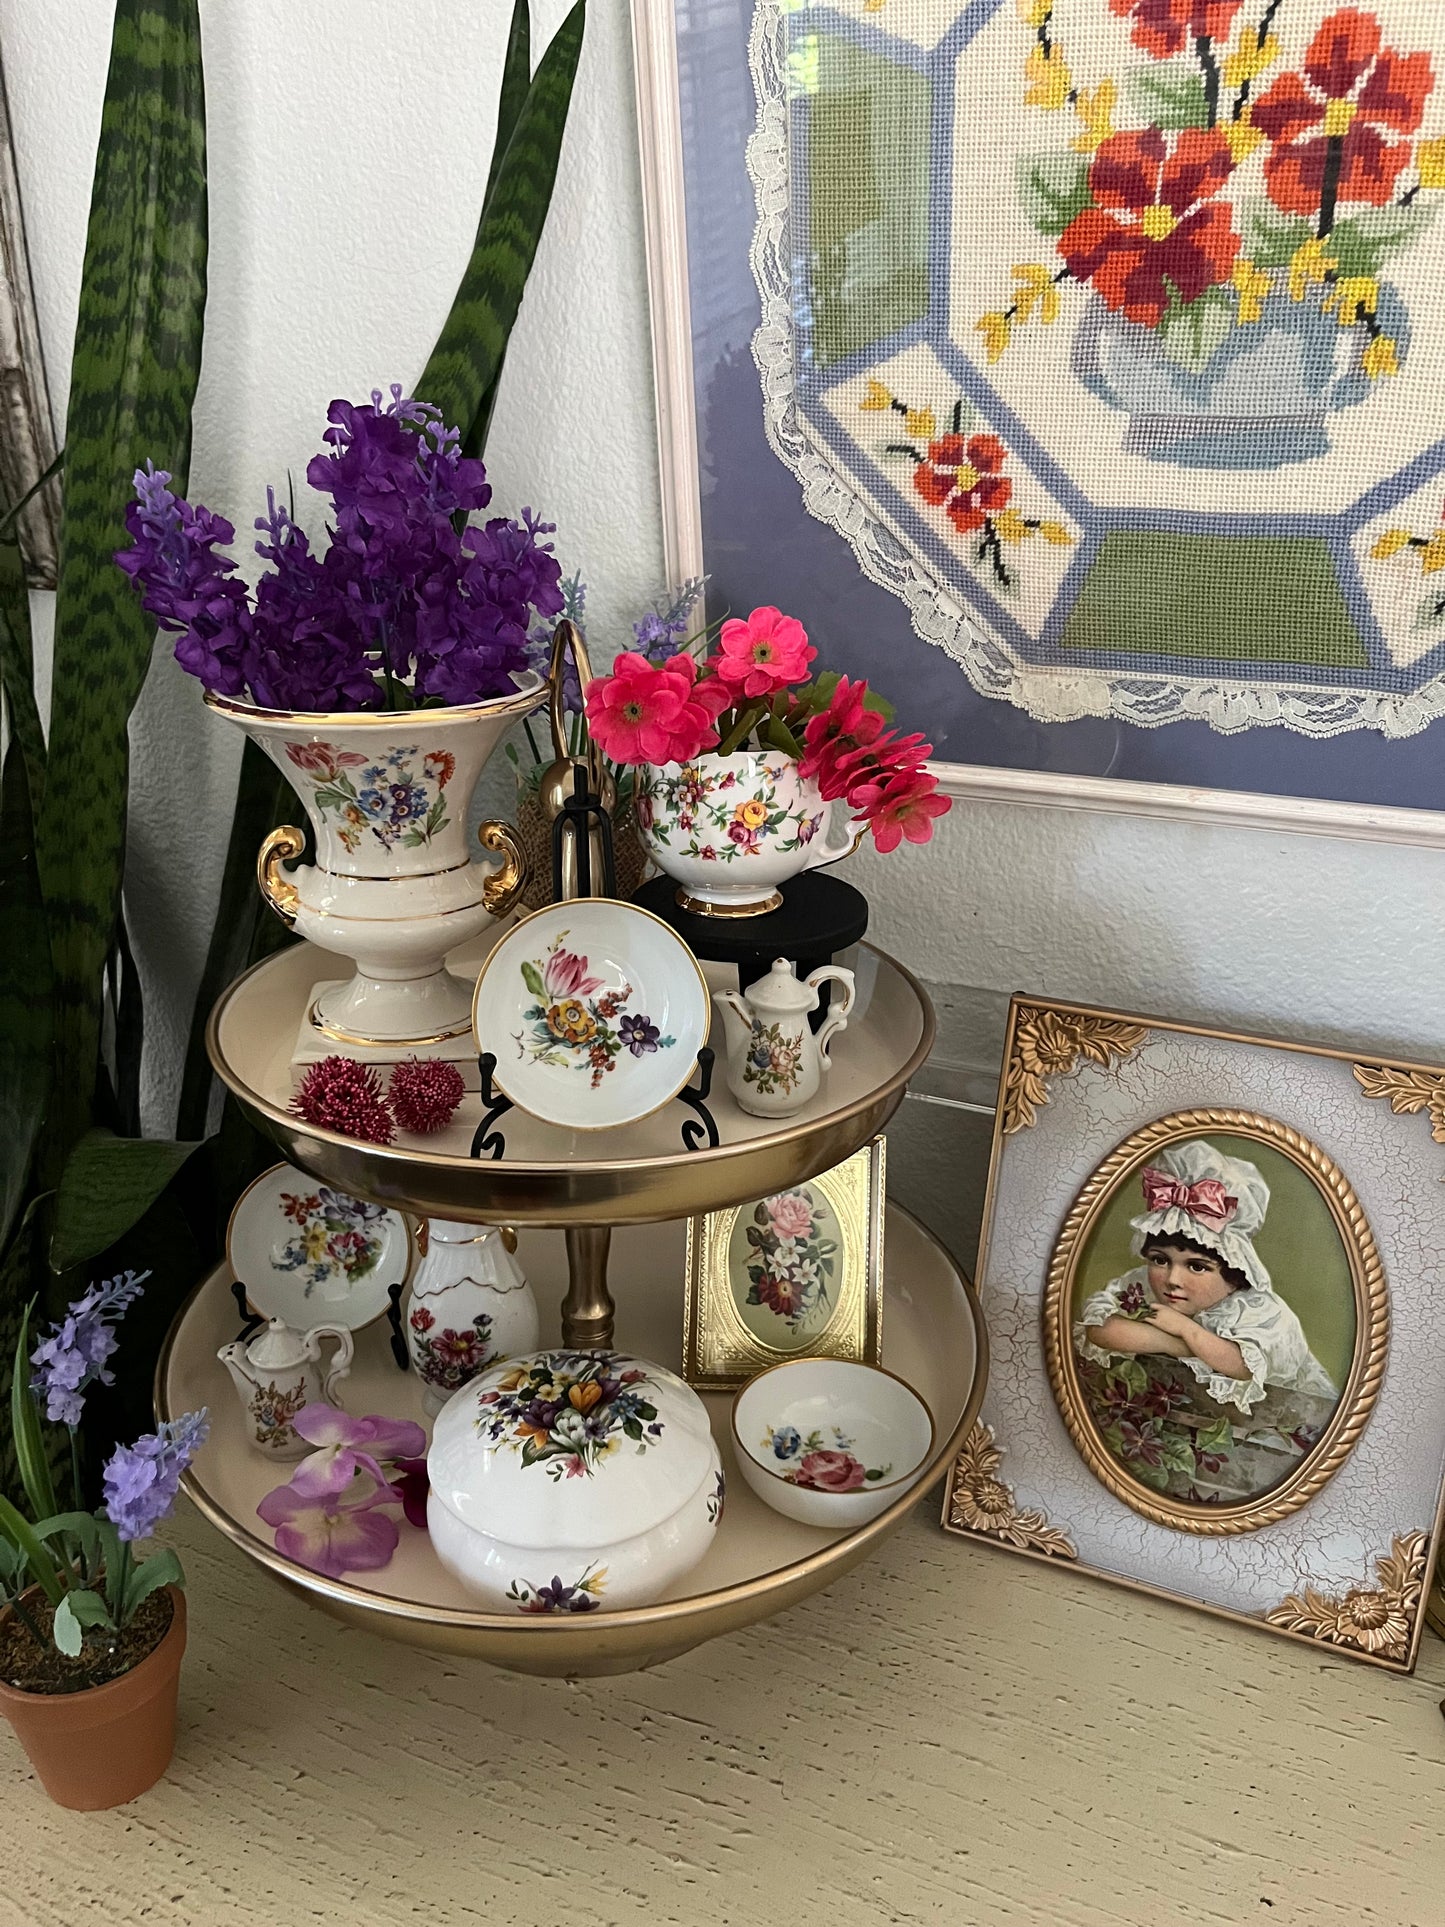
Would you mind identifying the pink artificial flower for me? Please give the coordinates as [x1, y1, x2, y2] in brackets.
[797, 677, 890, 800]
[584, 651, 727, 767]
[849, 766, 952, 854]
[766, 1191, 814, 1241]
[792, 1449, 869, 1493]
[710, 606, 816, 699]
[542, 944, 605, 1001]
[257, 1468, 402, 1579]
[392, 1455, 430, 1531]
[286, 1404, 426, 1501]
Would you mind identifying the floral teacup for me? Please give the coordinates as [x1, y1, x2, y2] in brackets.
[635, 750, 863, 916]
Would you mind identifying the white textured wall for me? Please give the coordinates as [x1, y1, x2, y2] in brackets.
[3, 0, 1442, 1134]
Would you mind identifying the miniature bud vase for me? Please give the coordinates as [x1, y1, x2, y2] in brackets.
[406, 1221, 540, 1416]
[216, 1317, 355, 1458]
[712, 957, 856, 1118]
[635, 750, 863, 917]
[207, 675, 544, 1052]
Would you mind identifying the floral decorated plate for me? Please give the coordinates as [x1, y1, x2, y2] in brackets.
[470, 900, 710, 1131]
[227, 1162, 413, 1332]
[731, 1358, 934, 1529]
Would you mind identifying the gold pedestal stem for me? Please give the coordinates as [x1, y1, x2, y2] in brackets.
[561, 1227, 614, 1349]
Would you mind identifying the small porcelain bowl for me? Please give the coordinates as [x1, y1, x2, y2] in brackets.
[731, 1359, 935, 1529]
[428, 1348, 724, 1614]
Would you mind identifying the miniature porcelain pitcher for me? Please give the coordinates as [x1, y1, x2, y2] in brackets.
[712, 958, 857, 1118]
[406, 1221, 541, 1415]
[217, 1318, 355, 1458]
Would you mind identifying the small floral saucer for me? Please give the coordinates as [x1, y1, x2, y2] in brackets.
[471, 900, 711, 1131]
[227, 1162, 413, 1332]
[730, 1359, 935, 1529]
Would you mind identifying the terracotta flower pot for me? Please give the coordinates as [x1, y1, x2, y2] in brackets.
[0, 1587, 186, 1810]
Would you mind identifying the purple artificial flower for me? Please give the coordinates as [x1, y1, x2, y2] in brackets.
[30, 1270, 150, 1427]
[101, 1409, 210, 1544]
[285, 1404, 426, 1501]
[115, 391, 566, 712]
[256, 1470, 402, 1579]
[392, 1455, 430, 1531]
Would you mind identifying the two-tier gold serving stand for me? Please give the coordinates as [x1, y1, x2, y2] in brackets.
[156, 929, 986, 1675]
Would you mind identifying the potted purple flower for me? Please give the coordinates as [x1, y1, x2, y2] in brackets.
[0, 1274, 207, 1809]
[116, 389, 563, 1053]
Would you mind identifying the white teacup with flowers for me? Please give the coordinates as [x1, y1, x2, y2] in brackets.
[586, 606, 951, 917]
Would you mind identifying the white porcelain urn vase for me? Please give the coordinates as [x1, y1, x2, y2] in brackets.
[406, 1221, 540, 1416]
[209, 673, 544, 1052]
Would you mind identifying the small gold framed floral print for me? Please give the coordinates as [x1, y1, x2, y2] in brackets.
[943, 997, 1445, 1673]
[682, 1140, 885, 1391]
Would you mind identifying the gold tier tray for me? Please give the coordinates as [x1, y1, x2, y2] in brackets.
[207, 932, 933, 1230]
[157, 1208, 985, 1677]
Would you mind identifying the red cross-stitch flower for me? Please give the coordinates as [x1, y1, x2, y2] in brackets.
[911, 432, 1012, 533]
[1058, 128, 1240, 329]
[1108, 0, 1243, 61]
[1253, 8, 1434, 219]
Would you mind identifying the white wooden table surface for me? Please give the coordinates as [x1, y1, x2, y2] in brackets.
[5, 1494, 1443, 1926]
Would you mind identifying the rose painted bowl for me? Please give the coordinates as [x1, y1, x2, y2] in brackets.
[470, 900, 710, 1131]
[634, 750, 863, 916]
[427, 1348, 724, 1614]
[730, 1359, 934, 1529]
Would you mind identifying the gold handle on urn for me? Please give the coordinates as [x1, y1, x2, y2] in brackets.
[257, 825, 306, 928]
[478, 819, 529, 918]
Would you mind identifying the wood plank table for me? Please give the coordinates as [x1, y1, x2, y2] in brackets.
[5, 1495, 1442, 1925]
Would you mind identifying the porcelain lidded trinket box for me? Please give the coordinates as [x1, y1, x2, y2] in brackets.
[427, 1348, 724, 1613]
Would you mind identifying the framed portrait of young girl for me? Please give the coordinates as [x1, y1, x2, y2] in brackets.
[943, 997, 1445, 1672]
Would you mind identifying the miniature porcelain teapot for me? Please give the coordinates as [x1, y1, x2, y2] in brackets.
[406, 1220, 541, 1415]
[712, 957, 857, 1118]
[217, 1317, 354, 1458]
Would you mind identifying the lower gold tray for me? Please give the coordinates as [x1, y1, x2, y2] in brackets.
[157, 1206, 985, 1676]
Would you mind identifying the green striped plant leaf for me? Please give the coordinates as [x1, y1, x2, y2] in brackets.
[34, 0, 207, 1164]
[50, 1128, 205, 1275]
[416, 0, 584, 449]
[0, 529, 46, 814]
[0, 742, 53, 1262]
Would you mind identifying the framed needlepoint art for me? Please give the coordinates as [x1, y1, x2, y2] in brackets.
[942, 996, 1445, 1671]
[635, 0, 1445, 837]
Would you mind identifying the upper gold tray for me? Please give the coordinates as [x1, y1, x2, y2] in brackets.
[208, 933, 934, 1226]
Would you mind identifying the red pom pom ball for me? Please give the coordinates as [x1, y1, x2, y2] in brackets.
[291, 1056, 396, 1145]
[388, 1057, 465, 1134]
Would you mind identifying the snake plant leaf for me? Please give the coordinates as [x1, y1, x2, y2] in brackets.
[0, 528, 45, 815]
[34, 0, 207, 1162]
[50, 1129, 205, 1275]
[485, 0, 533, 216]
[176, 735, 297, 1141]
[0, 740, 53, 1263]
[416, 0, 584, 451]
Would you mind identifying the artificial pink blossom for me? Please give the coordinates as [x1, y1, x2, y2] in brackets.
[387, 1057, 465, 1134]
[257, 1468, 402, 1578]
[584, 651, 727, 767]
[286, 1404, 426, 1501]
[392, 1456, 431, 1530]
[710, 606, 816, 699]
[848, 765, 952, 854]
[290, 1056, 396, 1145]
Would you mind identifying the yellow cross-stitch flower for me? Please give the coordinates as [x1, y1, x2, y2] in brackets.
[1037, 520, 1075, 546]
[1324, 275, 1378, 327]
[1016, 0, 1053, 24]
[1362, 334, 1400, 379]
[1372, 529, 1413, 559]
[1288, 238, 1337, 303]
[1011, 262, 1061, 324]
[992, 509, 1032, 546]
[1072, 78, 1116, 155]
[1231, 258, 1271, 325]
[860, 378, 892, 412]
[1222, 28, 1279, 90]
[904, 407, 937, 439]
[1223, 115, 1266, 164]
[977, 310, 1012, 362]
[1024, 42, 1072, 111]
[1418, 137, 1445, 188]
[1421, 531, 1445, 574]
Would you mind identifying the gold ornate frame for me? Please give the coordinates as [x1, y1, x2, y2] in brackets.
[942, 995, 1445, 1673]
[682, 1139, 885, 1391]
[1044, 1109, 1388, 1536]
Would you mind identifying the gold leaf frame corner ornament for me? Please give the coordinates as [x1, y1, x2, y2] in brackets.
[1001, 1006, 1150, 1134]
[944, 1420, 1077, 1559]
[1264, 1532, 1430, 1665]
[1352, 1064, 1445, 1143]
[1042, 1108, 1389, 1537]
